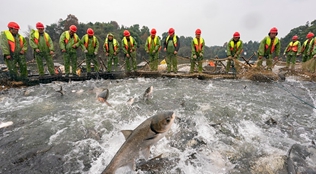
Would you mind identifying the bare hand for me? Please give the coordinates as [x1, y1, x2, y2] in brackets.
[193, 55, 197, 59]
[50, 51, 54, 55]
[126, 54, 130, 58]
[62, 49, 66, 53]
[5, 55, 11, 59]
[20, 50, 25, 55]
[258, 56, 263, 59]
[106, 53, 109, 56]
[35, 49, 40, 53]
[72, 45, 77, 48]
[174, 51, 177, 55]
[274, 57, 278, 61]
[114, 52, 116, 56]
[163, 48, 166, 52]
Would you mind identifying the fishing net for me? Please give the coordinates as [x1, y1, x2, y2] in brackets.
[233, 59, 251, 74]
[301, 57, 316, 73]
[243, 67, 277, 82]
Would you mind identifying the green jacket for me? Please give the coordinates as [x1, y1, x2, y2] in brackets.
[307, 38, 316, 56]
[0, 30, 27, 56]
[284, 41, 301, 56]
[80, 34, 99, 54]
[29, 29, 54, 52]
[191, 37, 205, 56]
[59, 31, 80, 52]
[121, 36, 137, 54]
[258, 36, 280, 57]
[145, 36, 161, 53]
[103, 35, 120, 54]
[301, 39, 313, 56]
[226, 39, 243, 58]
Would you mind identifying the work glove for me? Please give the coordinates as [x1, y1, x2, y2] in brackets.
[152, 50, 156, 53]
[114, 52, 117, 56]
[258, 56, 263, 59]
[283, 53, 286, 56]
[274, 57, 278, 61]
[193, 55, 197, 59]
[163, 48, 166, 52]
[126, 53, 130, 58]
[20, 50, 25, 55]
[228, 56, 232, 59]
[146, 50, 149, 54]
[50, 51, 54, 55]
[84, 50, 88, 53]
[105, 53, 109, 56]
[35, 49, 40, 53]
[61, 49, 66, 53]
[199, 53, 203, 57]
[5, 55, 11, 59]
[94, 52, 98, 55]
[174, 51, 177, 55]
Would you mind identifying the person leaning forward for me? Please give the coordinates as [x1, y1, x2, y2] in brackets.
[301, 32, 314, 63]
[121, 30, 137, 72]
[190, 29, 205, 74]
[29, 22, 55, 77]
[104, 33, 119, 72]
[257, 27, 280, 71]
[59, 25, 80, 77]
[226, 32, 243, 73]
[145, 28, 161, 71]
[0, 22, 28, 81]
[80, 28, 100, 75]
[163, 28, 180, 73]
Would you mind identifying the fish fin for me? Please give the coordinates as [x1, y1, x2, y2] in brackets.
[105, 101, 112, 107]
[121, 130, 133, 140]
[142, 146, 150, 160]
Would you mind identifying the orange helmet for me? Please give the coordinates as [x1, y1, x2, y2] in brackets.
[150, 28, 156, 35]
[269, 27, 278, 34]
[123, 30, 130, 37]
[195, 29, 201, 35]
[233, 32, 240, 38]
[168, 28, 175, 35]
[7, 22, 20, 30]
[292, 35, 298, 40]
[87, 28, 94, 36]
[36, 22, 44, 29]
[306, 32, 314, 39]
[69, 25, 77, 32]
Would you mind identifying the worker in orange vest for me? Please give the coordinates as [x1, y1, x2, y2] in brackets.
[301, 32, 314, 62]
[29, 22, 55, 77]
[226, 32, 243, 72]
[80, 28, 100, 75]
[257, 27, 281, 70]
[104, 33, 120, 72]
[163, 28, 180, 73]
[59, 25, 80, 77]
[190, 29, 205, 73]
[0, 22, 28, 81]
[145, 28, 161, 71]
[121, 30, 137, 72]
[283, 35, 301, 69]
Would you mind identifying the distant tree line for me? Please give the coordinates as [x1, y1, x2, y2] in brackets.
[1, 14, 316, 64]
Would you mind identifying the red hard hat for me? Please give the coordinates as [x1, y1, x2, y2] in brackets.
[168, 28, 175, 35]
[7, 22, 20, 30]
[306, 32, 314, 39]
[150, 28, 156, 35]
[269, 27, 278, 34]
[233, 32, 240, 38]
[36, 22, 44, 29]
[69, 25, 77, 32]
[195, 29, 201, 35]
[292, 35, 298, 40]
[123, 30, 130, 37]
[87, 28, 94, 36]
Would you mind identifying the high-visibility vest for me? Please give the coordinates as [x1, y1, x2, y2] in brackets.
[286, 41, 299, 52]
[84, 35, 96, 48]
[123, 36, 134, 50]
[310, 38, 316, 55]
[34, 30, 50, 47]
[265, 36, 279, 53]
[166, 35, 177, 47]
[64, 31, 79, 44]
[4, 30, 23, 53]
[105, 38, 118, 52]
[229, 40, 241, 51]
[147, 36, 160, 50]
[301, 39, 311, 53]
[193, 37, 204, 52]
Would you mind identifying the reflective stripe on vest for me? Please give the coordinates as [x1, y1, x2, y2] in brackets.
[286, 41, 299, 52]
[64, 31, 78, 44]
[300, 39, 310, 53]
[193, 37, 204, 52]
[105, 38, 118, 52]
[123, 36, 134, 50]
[166, 35, 177, 47]
[4, 30, 23, 52]
[84, 35, 96, 48]
[34, 31, 50, 47]
[229, 40, 241, 51]
[265, 36, 279, 53]
[147, 36, 159, 50]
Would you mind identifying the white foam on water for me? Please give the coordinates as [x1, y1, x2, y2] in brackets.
[48, 127, 68, 145]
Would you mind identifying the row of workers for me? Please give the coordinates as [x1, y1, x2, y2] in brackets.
[1, 22, 316, 81]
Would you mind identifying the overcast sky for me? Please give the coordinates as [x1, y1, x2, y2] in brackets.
[0, 0, 315, 46]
